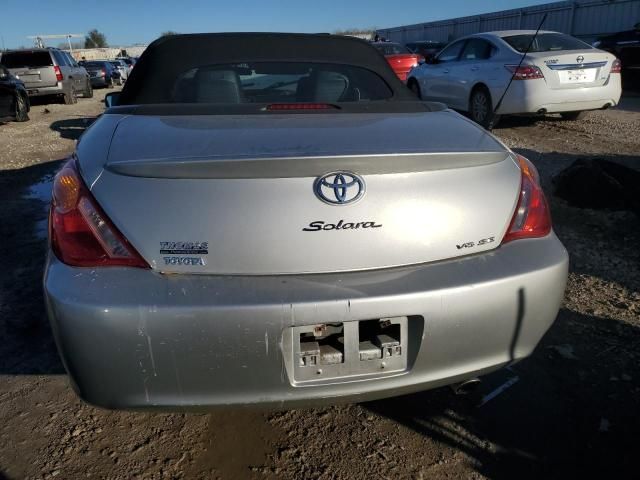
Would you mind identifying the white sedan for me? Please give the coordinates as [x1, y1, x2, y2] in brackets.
[407, 30, 622, 128]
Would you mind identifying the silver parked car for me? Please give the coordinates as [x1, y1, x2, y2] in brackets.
[0, 48, 92, 104]
[44, 33, 568, 410]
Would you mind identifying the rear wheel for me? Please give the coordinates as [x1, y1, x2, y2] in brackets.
[408, 79, 422, 99]
[63, 87, 77, 105]
[560, 111, 589, 121]
[14, 93, 29, 122]
[469, 86, 500, 130]
[84, 79, 93, 98]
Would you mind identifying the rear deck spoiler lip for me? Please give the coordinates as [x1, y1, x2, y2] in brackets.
[546, 61, 608, 70]
[105, 151, 513, 179]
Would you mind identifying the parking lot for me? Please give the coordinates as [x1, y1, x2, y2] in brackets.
[0, 89, 639, 479]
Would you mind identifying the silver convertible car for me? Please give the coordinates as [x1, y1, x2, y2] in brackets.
[44, 33, 568, 410]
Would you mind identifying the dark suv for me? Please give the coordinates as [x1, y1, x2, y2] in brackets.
[0, 48, 92, 104]
[78, 60, 121, 88]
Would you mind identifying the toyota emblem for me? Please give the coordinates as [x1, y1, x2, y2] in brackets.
[314, 172, 365, 205]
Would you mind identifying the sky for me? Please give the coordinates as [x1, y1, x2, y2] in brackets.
[0, 0, 552, 49]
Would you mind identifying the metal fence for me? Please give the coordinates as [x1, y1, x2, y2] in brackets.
[377, 0, 640, 44]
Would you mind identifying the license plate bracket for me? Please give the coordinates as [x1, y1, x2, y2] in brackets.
[284, 317, 410, 384]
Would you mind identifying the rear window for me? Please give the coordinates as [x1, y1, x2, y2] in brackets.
[171, 62, 393, 104]
[0, 51, 53, 68]
[84, 62, 105, 68]
[373, 43, 411, 55]
[503, 33, 592, 53]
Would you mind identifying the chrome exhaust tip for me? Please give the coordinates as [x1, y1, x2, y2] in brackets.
[450, 378, 482, 395]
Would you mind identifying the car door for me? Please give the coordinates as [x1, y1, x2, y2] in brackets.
[448, 38, 497, 111]
[0, 66, 15, 118]
[418, 39, 465, 104]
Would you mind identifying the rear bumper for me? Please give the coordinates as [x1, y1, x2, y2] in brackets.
[89, 77, 109, 87]
[24, 83, 65, 97]
[44, 233, 568, 410]
[495, 74, 622, 114]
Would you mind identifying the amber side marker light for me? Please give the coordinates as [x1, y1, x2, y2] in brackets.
[50, 159, 149, 268]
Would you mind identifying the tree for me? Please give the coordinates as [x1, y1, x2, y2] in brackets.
[161, 31, 179, 37]
[84, 29, 108, 48]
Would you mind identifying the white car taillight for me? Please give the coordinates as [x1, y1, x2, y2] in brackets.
[611, 58, 622, 74]
[505, 64, 544, 80]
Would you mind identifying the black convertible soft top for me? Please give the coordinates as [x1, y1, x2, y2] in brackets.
[118, 32, 418, 105]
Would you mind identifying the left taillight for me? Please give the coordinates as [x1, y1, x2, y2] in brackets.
[502, 154, 552, 244]
[505, 64, 544, 80]
[50, 159, 149, 268]
[53, 65, 63, 82]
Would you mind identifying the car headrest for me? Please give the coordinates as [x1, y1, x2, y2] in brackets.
[194, 69, 243, 103]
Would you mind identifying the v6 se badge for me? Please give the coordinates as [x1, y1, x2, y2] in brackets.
[456, 236, 496, 250]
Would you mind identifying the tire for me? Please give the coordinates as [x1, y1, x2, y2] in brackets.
[63, 87, 77, 105]
[469, 86, 500, 130]
[14, 93, 29, 122]
[560, 111, 589, 121]
[84, 79, 93, 98]
[407, 79, 422, 99]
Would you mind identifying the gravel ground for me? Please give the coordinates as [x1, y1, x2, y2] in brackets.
[0, 92, 638, 480]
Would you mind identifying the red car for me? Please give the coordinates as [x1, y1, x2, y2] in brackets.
[372, 42, 422, 82]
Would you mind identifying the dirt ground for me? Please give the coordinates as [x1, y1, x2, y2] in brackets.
[0, 89, 639, 480]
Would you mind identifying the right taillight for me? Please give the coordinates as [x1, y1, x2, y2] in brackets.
[611, 58, 622, 73]
[53, 65, 63, 82]
[502, 154, 552, 244]
[505, 64, 544, 80]
[50, 159, 149, 268]
[100, 69, 106, 77]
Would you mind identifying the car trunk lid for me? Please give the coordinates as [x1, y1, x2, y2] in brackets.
[528, 50, 615, 89]
[86, 67, 104, 78]
[86, 111, 521, 275]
